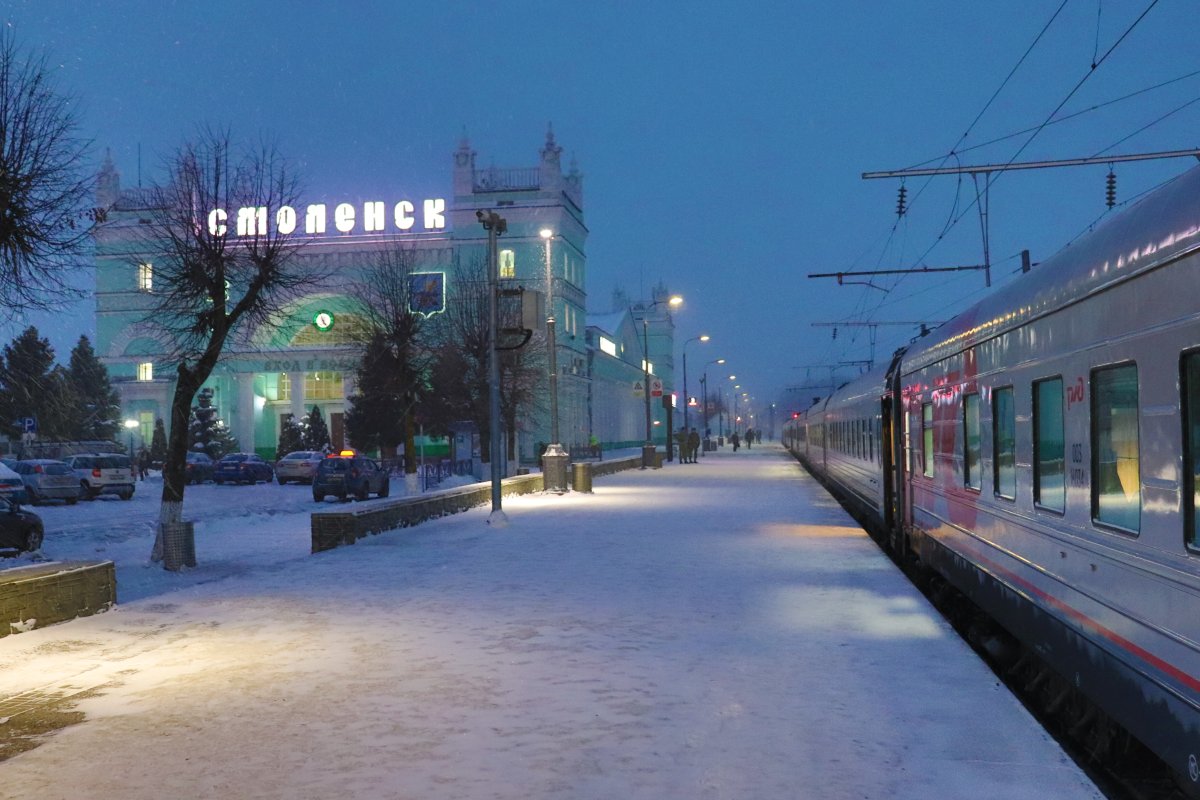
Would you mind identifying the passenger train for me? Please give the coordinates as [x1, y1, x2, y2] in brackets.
[785, 165, 1200, 794]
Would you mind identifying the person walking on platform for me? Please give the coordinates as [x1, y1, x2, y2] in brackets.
[675, 427, 688, 464]
[687, 428, 700, 463]
[745, 428, 753, 449]
[731, 431, 740, 452]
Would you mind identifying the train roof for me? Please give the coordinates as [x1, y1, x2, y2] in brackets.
[901, 164, 1200, 372]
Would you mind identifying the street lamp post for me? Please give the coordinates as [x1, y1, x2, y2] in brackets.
[699, 357, 724, 457]
[540, 228, 568, 493]
[681, 335, 709, 436]
[477, 209, 507, 523]
[636, 294, 682, 469]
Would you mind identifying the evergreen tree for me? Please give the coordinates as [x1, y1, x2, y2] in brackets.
[302, 406, 331, 452]
[149, 418, 168, 463]
[344, 332, 406, 454]
[276, 413, 306, 457]
[0, 327, 63, 440]
[65, 335, 121, 441]
[189, 388, 240, 458]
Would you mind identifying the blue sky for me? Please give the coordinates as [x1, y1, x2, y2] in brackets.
[4, 1, 1197, 421]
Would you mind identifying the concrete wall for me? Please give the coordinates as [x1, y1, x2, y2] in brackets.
[312, 455, 641, 553]
[0, 562, 116, 638]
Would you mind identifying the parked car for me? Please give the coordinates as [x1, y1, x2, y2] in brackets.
[0, 461, 28, 503]
[12, 459, 79, 505]
[312, 451, 390, 501]
[275, 450, 324, 485]
[62, 453, 135, 500]
[214, 453, 274, 484]
[0, 497, 43, 556]
[185, 451, 215, 484]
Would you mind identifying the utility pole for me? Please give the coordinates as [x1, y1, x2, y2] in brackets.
[478, 209, 507, 524]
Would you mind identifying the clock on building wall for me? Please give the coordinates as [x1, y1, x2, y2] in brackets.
[312, 310, 335, 331]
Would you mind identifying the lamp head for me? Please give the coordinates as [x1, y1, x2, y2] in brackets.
[539, 228, 553, 239]
[699, 334, 710, 342]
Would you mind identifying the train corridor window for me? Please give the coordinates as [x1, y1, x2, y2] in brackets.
[1092, 364, 1140, 532]
[994, 386, 1016, 499]
[922, 403, 934, 477]
[1182, 353, 1200, 549]
[964, 393, 981, 491]
[1034, 377, 1065, 512]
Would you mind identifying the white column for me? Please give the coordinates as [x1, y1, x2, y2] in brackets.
[237, 373, 256, 452]
[289, 371, 305, 420]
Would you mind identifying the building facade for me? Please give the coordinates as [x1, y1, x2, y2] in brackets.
[94, 129, 677, 461]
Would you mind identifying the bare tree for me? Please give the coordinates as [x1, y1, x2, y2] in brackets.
[345, 241, 433, 485]
[431, 254, 545, 466]
[135, 127, 321, 567]
[0, 32, 95, 316]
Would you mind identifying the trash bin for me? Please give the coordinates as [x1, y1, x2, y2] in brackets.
[542, 446, 569, 493]
[572, 461, 593, 493]
[653, 451, 664, 469]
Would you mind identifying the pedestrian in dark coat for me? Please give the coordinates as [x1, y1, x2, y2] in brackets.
[687, 428, 700, 463]
[731, 431, 740, 452]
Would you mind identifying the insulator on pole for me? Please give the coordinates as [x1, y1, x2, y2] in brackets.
[1105, 169, 1116, 209]
[896, 184, 908, 217]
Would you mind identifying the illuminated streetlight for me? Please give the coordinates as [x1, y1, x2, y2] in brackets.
[124, 418, 139, 456]
[637, 294, 683, 468]
[681, 334, 709, 439]
[539, 227, 567, 493]
[699, 357, 725, 456]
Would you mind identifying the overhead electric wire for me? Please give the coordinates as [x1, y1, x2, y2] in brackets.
[904, 68, 1200, 166]
[894, 0, 1161, 291]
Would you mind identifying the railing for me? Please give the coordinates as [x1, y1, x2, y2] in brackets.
[473, 167, 540, 192]
[380, 457, 474, 491]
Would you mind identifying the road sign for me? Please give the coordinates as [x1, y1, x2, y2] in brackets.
[19, 416, 36, 433]
[650, 377, 663, 398]
[632, 380, 645, 398]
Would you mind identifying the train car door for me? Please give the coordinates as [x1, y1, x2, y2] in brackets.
[881, 396, 896, 533]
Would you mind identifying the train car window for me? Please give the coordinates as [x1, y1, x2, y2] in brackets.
[964, 393, 982, 491]
[1033, 377, 1065, 512]
[1092, 364, 1140, 533]
[1182, 353, 1200, 549]
[994, 386, 1016, 500]
[922, 403, 934, 478]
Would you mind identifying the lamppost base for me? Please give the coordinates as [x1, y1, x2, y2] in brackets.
[542, 443, 569, 494]
[641, 444, 656, 470]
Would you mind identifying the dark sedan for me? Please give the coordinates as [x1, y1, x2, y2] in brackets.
[185, 452, 215, 484]
[0, 497, 43, 556]
[213, 453, 274, 484]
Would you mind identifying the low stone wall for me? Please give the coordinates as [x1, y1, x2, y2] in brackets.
[0, 561, 116, 638]
[582, 455, 641, 480]
[312, 455, 643, 554]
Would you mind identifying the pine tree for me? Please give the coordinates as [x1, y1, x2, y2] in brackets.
[65, 335, 121, 441]
[150, 418, 168, 462]
[276, 413, 306, 457]
[0, 327, 63, 440]
[302, 406, 331, 452]
[189, 388, 240, 458]
[344, 332, 406, 454]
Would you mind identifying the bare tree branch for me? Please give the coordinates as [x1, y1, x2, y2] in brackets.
[0, 31, 94, 317]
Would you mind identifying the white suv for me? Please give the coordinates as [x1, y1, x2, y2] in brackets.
[63, 453, 136, 501]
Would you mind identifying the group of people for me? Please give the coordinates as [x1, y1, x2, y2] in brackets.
[674, 427, 702, 463]
[674, 427, 762, 459]
[730, 428, 758, 452]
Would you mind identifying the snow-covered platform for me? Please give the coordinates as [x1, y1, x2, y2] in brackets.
[0, 443, 1101, 799]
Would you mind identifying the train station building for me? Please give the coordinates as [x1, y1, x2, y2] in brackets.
[93, 130, 679, 462]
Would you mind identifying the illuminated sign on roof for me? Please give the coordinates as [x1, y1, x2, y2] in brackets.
[207, 199, 447, 238]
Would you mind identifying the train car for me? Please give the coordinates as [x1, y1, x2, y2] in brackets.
[791, 165, 1200, 793]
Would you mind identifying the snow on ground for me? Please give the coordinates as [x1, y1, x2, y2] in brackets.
[0, 444, 1101, 799]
